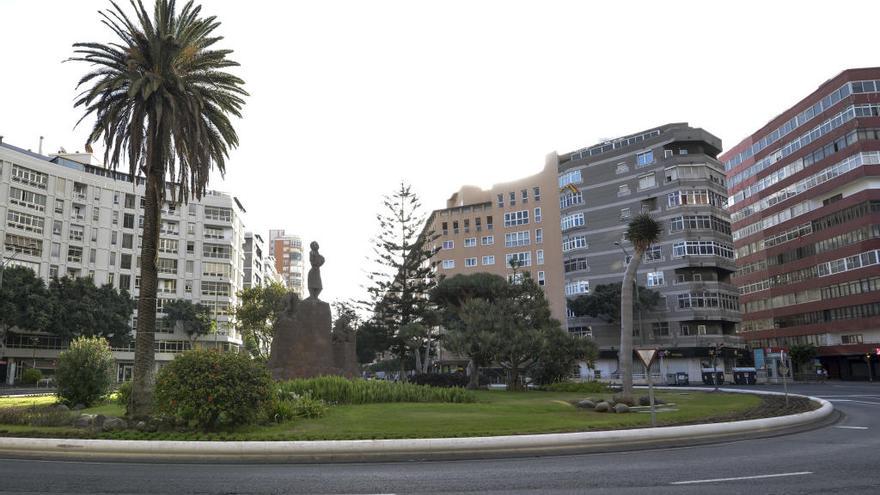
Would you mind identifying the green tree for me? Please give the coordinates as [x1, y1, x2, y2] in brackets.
[568, 283, 660, 323]
[364, 182, 439, 380]
[55, 336, 115, 407]
[788, 344, 819, 374]
[530, 328, 598, 385]
[164, 299, 214, 348]
[45, 276, 134, 347]
[432, 273, 510, 389]
[71, 0, 247, 418]
[619, 214, 662, 399]
[0, 266, 51, 359]
[355, 319, 392, 365]
[234, 282, 291, 360]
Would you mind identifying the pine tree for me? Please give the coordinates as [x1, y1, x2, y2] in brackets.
[363, 182, 439, 378]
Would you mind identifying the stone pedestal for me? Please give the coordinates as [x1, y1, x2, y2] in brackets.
[268, 298, 336, 380]
[332, 333, 359, 378]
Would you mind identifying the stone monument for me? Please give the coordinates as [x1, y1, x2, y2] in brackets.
[268, 242, 338, 380]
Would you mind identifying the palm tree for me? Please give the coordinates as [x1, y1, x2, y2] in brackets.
[619, 214, 661, 399]
[70, 0, 246, 418]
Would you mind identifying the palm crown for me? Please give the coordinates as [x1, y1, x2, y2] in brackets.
[70, 0, 246, 201]
[624, 213, 662, 253]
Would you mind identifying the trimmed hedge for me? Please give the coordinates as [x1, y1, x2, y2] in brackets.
[278, 376, 476, 404]
[154, 350, 273, 429]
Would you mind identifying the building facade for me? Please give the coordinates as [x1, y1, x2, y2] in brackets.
[0, 141, 248, 384]
[721, 68, 880, 380]
[555, 123, 743, 383]
[424, 161, 566, 323]
[268, 229, 305, 296]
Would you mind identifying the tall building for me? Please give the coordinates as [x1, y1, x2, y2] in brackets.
[554, 123, 743, 382]
[0, 140, 248, 383]
[423, 161, 566, 323]
[722, 68, 880, 380]
[268, 229, 305, 296]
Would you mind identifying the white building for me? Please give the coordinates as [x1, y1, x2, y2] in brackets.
[0, 140, 249, 383]
[243, 232, 285, 289]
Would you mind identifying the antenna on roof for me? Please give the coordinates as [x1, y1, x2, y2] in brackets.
[39, 136, 44, 155]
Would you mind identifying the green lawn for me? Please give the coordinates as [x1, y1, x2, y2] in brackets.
[0, 390, 761, 441]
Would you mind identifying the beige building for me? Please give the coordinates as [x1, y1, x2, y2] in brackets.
[424, 160, 565, 322]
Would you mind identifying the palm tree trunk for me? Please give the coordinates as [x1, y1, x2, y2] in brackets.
[467, 359, 480, 389]
[619, 250, 643, 400]
[129, 153, 164, 419]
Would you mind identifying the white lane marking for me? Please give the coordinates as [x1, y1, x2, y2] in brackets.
[834, 426, 869, 430]
[671, 471, 812, 485]
[817, 395, 880, 398]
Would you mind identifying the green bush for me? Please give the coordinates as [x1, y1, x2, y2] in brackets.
[154, 349, 273, 429]
[270, 392, 328, 422]
[0, 405, 73, 427]
[21, 368, 43, 385]
[542, 381, 610, 394]
[277, 376, 476, 404]
[55, 336, 115, 407]
[115, 381, 132, 407]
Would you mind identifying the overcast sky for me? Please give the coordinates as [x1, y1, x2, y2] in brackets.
[1, 0, 878, 304]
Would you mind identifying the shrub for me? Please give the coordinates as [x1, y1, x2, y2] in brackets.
[410, 373, 468, 388]
[543, 381, 610, 394]
[55, 336, 115, 407]
[270, 393, 328, 422]
[0, 405, 73, 427]
[277, 376, 476, 404]
[21, 368, 43, 385]
[115, 381, 132, 407]
[154, 349, 273, 429]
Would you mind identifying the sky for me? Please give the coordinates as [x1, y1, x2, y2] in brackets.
[1, 0, 878, 304]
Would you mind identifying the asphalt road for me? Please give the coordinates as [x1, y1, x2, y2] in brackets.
[1, 382, 879, 494]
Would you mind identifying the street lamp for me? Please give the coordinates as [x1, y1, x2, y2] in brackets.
[614, 241, 646, 380]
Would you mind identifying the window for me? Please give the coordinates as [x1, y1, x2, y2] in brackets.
[158, 279, 177, 294]
[559, 192, 583, 208]
[203, 261, 233, 278]
[564, 257, 588, 273]
[465, 257, 478, 267]
[565, 280, 590, 296]
[92, 207, 100, 222]
[672, 241, 734, 259]
[9, 187, 47, 212]
[534, 207, 542, 223]
[123, 213, 135, 229]
[464, 237, 477, 247]
[160, 221, 179, 235]
[6, 210, 45, 234]
[120, 253, 132, 269]
[112, 211, 119, 226]
[486, 216, 494, 230]
[533, 187, 541, 201]
[11, 164, 48, 189]
[5, 233, 43, 257]
[185, 280, 193, 293]
[157, 258, 178, 275]
[535, 228, 543, 244]
[91, 228, 98, 242]
[505, 251, 531, 267]
[563, 235, 588, 252]
[638, 173, 656, 190]
[503, 210, 529, 227]
[442, 259, 455, 269]
[67, 246, 83, 263]
[119, 275, 131, 291]
[185, 260, 194, 274]
[644, 245, 662, 262]
[122, 233, 133, 249]
[124, 194, 136, 209]
[203, 244, 231, 259]
[54, 199, 64, 214]
[204, 207, 232, 222]
[667, 189, 726, 208]
[620, 208, 631, 220]
[49, 265, 58, 278]
[646, 271, 665, 287]
[158, 238, 178, 253]
[187, 222, 195, 235]
[509, 192, 516, 206]
[441, 222, 448, 235]
[841, 334, 863, 344]
[113, 193, 120, 205]
[482, 255, 495, 265]
[521, 189, 528, 203]
[475, 217, 482, 232]
[481, 235, 494, 245]
[453, 221, 459, 234]
[442, 240, 454, 250]
[537, 271, 545, 286]
[636, 150, 654, 167]
[505, 231, 530, 248]
[652, 322, 670, 336]
[497, 194, 504, 208]
[616, 163, 629, 175]
[679, 148, 689, 155]
[561, 213, 585, 230]
[69, 225, 84, 242]
[109, 251, 116, 266]
[201, 281, 231, 297]
[618, 184, 631, 196]
[536, 249, 544, 265]
[110, 231, 117, 245]
[204, 226, 226, 239]
[70, 204, 85, 221]
[187, 241, 195, 254]
[559, 170, 582, 188]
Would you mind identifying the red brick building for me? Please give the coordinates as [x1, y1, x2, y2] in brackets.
[721, 68, 880, 380]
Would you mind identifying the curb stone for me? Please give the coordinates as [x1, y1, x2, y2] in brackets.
[0, 388, 832, 463]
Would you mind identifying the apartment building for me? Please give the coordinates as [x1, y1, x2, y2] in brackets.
[268, 229, 305, 296]
[722, 68, 880, 380]
[554, 123, 743, 383]
[424, 162, 565, 323]
[0, 140, 248, 383]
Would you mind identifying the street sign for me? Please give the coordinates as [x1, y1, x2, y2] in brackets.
[636, 349, 657, 367]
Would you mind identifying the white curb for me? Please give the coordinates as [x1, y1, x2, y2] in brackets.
[0, 388, 832, 462]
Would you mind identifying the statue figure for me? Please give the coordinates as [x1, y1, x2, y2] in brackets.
[307, 241, 324, 300]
